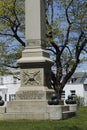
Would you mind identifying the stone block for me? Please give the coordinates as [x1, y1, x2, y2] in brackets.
[47, 105, 62, 120]
[6, 100, 47, 113]
[0, 107, 6, 113]
[3, 112, 49, 120]
[62, 105, 69, 112]
[62, 111, 76, 119]
[69, 104, 77, 112]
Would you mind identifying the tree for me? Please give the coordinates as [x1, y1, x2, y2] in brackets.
[0, 0, 25, 73]
[46, 0, 87, 99]
[0, 0, 87, 99]
[0, 0, 25, 46]
[0, 40, 22, 74]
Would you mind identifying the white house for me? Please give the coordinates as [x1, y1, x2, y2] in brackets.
[0, 72, 20, 105]
[0, 71, 87, 106]
[63, 72, 87, 106]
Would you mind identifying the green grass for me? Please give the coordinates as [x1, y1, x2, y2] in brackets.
[0, 107, 87, 130]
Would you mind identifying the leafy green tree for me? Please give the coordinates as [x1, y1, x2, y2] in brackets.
[0, 0, 25, 73]
[0, 0, 25, 46]
[0, 40, 23, 74]
[46, 0, 87, 99]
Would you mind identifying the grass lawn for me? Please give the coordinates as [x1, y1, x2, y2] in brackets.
[0, 107, 87, 130]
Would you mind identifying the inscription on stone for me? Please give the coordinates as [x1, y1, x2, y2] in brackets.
[17, 91, 44, 100]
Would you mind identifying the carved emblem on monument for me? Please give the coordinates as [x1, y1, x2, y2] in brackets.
[22, 70, 42, 86]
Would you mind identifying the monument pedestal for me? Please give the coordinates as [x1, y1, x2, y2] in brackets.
[4, 45, 55, 119]
[16, 87, 53, 100]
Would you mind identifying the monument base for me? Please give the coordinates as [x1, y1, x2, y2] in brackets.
[0, 87, 77, 120]
[6, 100, 48, 113]
[0, 104, 77, 120]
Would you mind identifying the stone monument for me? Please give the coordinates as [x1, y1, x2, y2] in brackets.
[16, 0, 53, 101]
[3, 0, 55, 120]
[0, 0, 77, 120]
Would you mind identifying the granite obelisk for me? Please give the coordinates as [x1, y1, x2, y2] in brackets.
[16, 0, 53, 100]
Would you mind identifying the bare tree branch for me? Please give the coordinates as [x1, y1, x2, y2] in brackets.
[60, 0, 74, 55]
[65, 0, 73, 24]
[0, 33, 14, 37]
[47, 48, 56, 54]
[60, 24, 72, 55]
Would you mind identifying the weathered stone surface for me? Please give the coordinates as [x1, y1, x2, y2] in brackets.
[25, 0, 46, 43]
[0, 107, 6, 113]
[16, 91, 45, 100]
[21, 69, 42, 86]
[69, 104, 77, 112]
[3, 112, 49, 120]
[16, 87, 54, 100]
[6, 100, 47, 113]
[47, 105, 62, 120]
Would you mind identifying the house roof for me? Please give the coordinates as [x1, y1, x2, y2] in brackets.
[68, 72, 87, 84]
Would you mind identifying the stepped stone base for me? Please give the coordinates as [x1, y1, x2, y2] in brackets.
[3, 112, 49, 120]
[62, 111, 76, 119]
[0, 104, 77, 120]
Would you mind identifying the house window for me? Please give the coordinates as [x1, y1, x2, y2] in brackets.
[0, 77, 3, 85]
[13, 76, 17, 84]
[71, 90, 76, 96]
[61, 90, 65, 98]
[9, 94, 16, 101]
